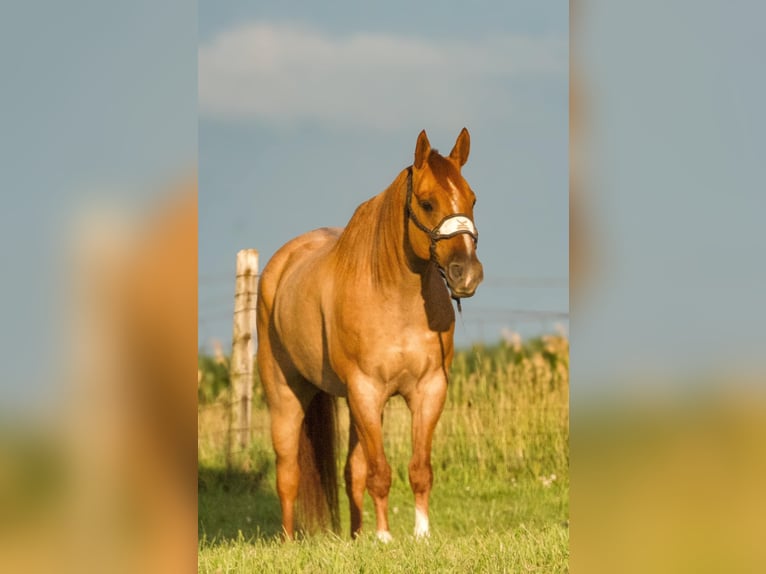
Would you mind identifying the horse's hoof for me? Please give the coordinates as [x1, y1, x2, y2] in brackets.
[376, 530, 393, 543]
[414, 508, 430, 539]
[414, 528, 430, 540]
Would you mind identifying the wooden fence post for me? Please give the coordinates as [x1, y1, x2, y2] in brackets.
[230, 249, 259, 450]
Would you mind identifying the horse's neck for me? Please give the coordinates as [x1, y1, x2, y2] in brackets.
[334, 170, 419, 293]
[332, 171, 455, 330]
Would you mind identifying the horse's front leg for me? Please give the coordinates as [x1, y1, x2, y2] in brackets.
[405, 373, 448, 538]
[344, 420, 367, 538]
[347, 377, 392, 542]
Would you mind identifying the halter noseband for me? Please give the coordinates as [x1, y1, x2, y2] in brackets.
[405, 167, 479, 268]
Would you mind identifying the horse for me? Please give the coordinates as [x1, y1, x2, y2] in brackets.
[256, 128, 483, 542]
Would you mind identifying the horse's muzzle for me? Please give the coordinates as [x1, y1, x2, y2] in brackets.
[445, 256, 484, 298]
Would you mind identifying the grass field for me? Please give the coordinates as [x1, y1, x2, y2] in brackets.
[198, 335, 569, 573]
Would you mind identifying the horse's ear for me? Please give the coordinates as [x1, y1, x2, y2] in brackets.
[449, 127, 471, 167]
[414, 130, 431, 170]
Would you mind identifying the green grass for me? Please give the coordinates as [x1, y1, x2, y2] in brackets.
[198, 337, 569, 573]
[199, 525, 568, 574]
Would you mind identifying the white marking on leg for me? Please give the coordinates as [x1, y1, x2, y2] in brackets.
[414, 507, 430, 538]
[376, 530, 393, 543]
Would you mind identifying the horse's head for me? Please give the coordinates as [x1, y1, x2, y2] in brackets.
[408, 128, 484, 299]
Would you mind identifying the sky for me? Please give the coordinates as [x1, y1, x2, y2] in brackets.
[573, 0, 766, 391]
[0, 1, 196, 406]
[198, 1, 570, 351]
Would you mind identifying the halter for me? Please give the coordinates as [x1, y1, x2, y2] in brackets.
[405, 168, 479, 310]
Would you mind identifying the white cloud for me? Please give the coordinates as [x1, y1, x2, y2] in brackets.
[199, 22, 566, 131]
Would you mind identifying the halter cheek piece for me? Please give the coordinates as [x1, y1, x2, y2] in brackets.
[405, 167, 479, 283]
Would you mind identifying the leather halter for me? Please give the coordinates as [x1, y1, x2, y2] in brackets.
[405, 168, 478, 312]
[405, 167, 479, 267]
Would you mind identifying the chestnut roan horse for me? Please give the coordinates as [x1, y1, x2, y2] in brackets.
[256, 128, 483, 541]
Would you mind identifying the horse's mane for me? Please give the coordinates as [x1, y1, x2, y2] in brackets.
[332, 169, 410, 289]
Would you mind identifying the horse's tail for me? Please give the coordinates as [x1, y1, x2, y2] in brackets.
[296, 390, 340, 534]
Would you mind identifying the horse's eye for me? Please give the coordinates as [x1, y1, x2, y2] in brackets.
[420, 200, 433, 213]
[472, 197, 477, 207]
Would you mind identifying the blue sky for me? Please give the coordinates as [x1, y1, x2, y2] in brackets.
[198, 2, 569, 351]
[0, 1, 196, 406]
[574, 0, 766, 390]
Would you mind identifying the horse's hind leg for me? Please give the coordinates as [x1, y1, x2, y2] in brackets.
[344, 417, 367, 538]
[258, 340, 313, 540]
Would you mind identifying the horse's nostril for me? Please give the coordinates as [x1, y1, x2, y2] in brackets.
[448, 262, 464, 281]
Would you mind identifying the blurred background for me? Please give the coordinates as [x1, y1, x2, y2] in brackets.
[572, 1, 766, 572]
[0, 1, 197, 572]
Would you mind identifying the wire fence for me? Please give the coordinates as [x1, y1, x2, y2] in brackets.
[199, 271, 569, 350]
[198, 266, 569, 471]
[200, 345, 570, 460]
[198, 400, 569, 466]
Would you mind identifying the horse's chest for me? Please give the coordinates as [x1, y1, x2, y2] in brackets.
[329, 289, 455, 388]
[355, 326, 448, 385]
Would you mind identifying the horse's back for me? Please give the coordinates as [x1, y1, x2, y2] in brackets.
[258, 227, 341, 313]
